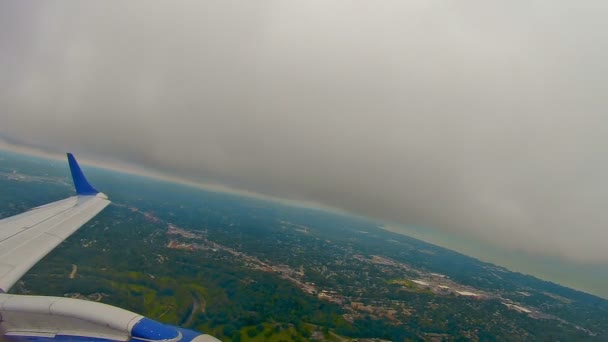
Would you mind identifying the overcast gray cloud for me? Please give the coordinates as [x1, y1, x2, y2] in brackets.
[2, 1, 608, 266]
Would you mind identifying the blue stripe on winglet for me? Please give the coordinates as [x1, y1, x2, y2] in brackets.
[67, 153, 99, 195]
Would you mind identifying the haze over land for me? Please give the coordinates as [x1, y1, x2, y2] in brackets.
[1, 2, 608, 296]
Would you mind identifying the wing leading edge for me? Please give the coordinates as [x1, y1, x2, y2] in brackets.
[0, 153, 110, 292]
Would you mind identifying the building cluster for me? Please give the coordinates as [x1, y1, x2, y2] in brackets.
[162, 219, 555, 329]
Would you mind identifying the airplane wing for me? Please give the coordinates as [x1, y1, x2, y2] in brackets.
[0, 153, 110, 292]
[0, 153, 220, 341]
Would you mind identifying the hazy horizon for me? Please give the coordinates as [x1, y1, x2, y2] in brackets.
[1, 145, 606, 299]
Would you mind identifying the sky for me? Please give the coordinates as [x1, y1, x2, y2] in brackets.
[1, 1, 608, 296]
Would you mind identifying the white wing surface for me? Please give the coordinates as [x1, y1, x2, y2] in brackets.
[0, 153, 111, 292]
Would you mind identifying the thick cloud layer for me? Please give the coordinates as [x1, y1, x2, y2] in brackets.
[2, 1, 608, 265]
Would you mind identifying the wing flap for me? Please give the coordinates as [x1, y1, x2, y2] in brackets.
[0, 198, 79, 241]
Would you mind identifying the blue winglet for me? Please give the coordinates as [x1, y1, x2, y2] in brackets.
[67, 153, 99, 195]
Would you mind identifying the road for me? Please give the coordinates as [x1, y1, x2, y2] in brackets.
[69, 264, 78, 279]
